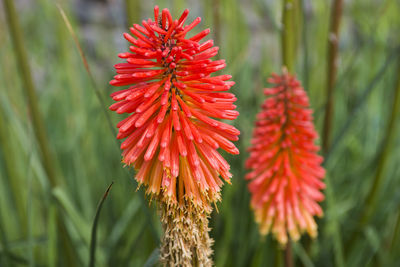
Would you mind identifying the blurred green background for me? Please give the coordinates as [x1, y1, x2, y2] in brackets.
[1, 0, 400, 266]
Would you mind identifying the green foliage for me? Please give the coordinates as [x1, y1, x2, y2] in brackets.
[0, 0, 400, 266]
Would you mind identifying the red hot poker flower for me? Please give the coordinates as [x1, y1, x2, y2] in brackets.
[109, 6, 239, 208]
[245, 70, 325, 246]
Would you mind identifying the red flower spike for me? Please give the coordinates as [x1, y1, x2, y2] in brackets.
[245, 69, 325, 246]
[110, 6, 239, 208]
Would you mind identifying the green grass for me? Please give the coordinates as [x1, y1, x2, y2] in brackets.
[1, 0, 400, 266]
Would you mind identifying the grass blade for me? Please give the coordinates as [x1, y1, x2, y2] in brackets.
[107, 196, 141, 249]
[346, 61, 400, 256]
[143, 248, 160, 267]
[89, 182, 114, 267]
[56, 4, 116, 140]
[389, 210, 400, 255]
[2, 0, 58, 188]
[323, 174, 345, 267]
[56, 5, 160, 243]
[292, 242, 314, 267]
[0, 208, 11, 267]
[47, 205, 57, 267]
[52, 187, 91, 246]
[324, 47, 400, 163]
[0, 108, 26, 234]
[3, 0, 77, 264]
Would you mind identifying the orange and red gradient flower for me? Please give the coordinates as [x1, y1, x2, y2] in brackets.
[245, 69, 325, 246]
[109, 6, 239, 208]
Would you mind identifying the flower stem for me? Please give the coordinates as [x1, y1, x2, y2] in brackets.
[322, 0, 343, 153]
[280, 1, 300, 262]
[159, 201, 213, 266]
[281, 0, 296, 72]
[301, 0, 309, 90]
[320, 1, 345, 265]
[284, 242, 294, 267]
[274, 244, 283, 267]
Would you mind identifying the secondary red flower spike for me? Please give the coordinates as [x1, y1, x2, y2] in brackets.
[245, 69, 325, 246]
[110, 6, 239, 208]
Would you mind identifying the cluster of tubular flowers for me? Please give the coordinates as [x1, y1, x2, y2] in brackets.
[109, 6, 239, 266]
[245, 69, 325, 246]
[109, 6, 239, 209]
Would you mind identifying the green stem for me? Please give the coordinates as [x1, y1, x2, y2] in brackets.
[322, 0, 343, 153]
[319, 2, 345, 265]
[274, 244, 283, 267]
[281, 0, 297, 72]
[301, 0, 309, 89]
[280, 2, 303, 264]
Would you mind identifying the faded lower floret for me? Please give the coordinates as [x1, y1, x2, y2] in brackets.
[159, 200, 214, 267]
